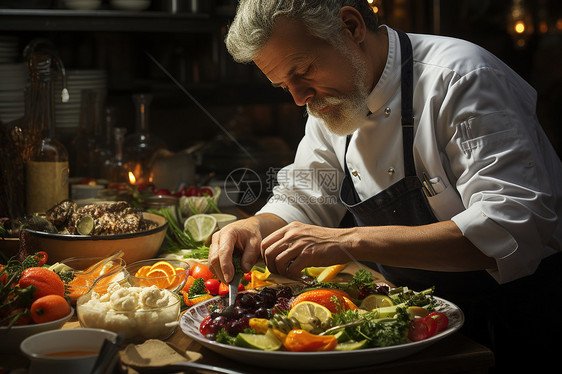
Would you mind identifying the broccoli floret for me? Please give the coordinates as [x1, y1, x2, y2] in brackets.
[21, 255, 39, 269]
[215, 328, 237, 345]
[55, 270, 75, 284]
[188, 277, 207, 298]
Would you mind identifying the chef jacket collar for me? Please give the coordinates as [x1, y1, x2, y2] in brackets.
[366, 25, 400, 116]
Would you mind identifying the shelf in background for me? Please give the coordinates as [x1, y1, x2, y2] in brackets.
[0, 9, 216, 32]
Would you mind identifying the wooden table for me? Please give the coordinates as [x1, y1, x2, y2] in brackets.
[0, 263, 495, 373]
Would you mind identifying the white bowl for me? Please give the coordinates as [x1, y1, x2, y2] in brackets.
[20, 328, 118, 374]
[0, 307, 74, 353]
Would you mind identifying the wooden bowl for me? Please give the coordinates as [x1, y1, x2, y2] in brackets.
[23, 212, 167, 264]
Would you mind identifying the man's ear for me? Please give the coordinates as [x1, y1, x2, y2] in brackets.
[339, 6, 367, 44]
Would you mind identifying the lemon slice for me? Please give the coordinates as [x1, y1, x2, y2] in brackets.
[335, 340, 368, 351]
[302, 266, 327, 277]
[76, 215, 94, 235]
[359, 294, 394, 311]
[184, 214, 217, 242]
[235, 329, 282, 351]
[287, 301, 332, 333]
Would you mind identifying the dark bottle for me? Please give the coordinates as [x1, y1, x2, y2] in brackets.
[25, 54, 69, 214]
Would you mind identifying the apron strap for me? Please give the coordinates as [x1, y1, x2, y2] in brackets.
[396, 29, 416, 178]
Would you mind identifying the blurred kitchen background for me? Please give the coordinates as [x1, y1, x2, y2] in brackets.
[0, 0, 561, 215]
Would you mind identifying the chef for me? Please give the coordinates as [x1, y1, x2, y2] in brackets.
[209, 1, 562, 371]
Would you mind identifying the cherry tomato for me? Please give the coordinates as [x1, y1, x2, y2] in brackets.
[34, 251, 48, 267]
[185, 187, 198, 196]
[199, 315, 213, 336]
[204, 279, 220, 295]
[408, 317, 430, 342]
[218, 282, 229, 296]
[189, 263, 214, 281]
[217, 282, 244, 296]
[198, 187, 213, 197]
[423, 314, 438, 337]
[154, 189, 171, 196]
[426, 312, 449, 333]
[244, 272, 252, 282]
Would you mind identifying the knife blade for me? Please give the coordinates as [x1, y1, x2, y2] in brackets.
[228, 251, 244, 306]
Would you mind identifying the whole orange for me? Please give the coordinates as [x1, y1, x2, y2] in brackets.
[19, 267, 65, 300]
[290, 288, 352, 313]
[30, 294, 71, 324]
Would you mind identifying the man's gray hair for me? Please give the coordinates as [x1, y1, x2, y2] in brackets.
[225, 0, 379, 63]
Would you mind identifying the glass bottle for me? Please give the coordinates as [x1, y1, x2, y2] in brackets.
[104, 127, 129, 185]
[124, 93, 166, 185]
[95, 106, 116, 180]
[25, 54, 69, 215]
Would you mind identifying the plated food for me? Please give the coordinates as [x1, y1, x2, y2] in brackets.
[180, 270, 464, 370]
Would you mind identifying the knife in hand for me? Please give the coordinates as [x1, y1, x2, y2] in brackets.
[228, 251, 244, 306]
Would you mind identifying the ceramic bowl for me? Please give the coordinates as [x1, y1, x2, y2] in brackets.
[0, 307, 74, 353]
[125, 258, 189, 292]
[23, 212, 168, 264]
[20, 327, 118, 374]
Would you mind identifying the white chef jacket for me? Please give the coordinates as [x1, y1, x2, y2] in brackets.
[257, 26, 562, 284]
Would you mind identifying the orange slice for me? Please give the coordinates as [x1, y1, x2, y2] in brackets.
[149, 261, 177, 276]
[146, 268, 173, 288]
[134, 265, 152, 278]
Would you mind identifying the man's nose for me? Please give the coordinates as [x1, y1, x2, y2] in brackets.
[289, 84, 314, 107]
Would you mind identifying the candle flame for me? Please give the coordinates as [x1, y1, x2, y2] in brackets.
[128, 171, 136, 185]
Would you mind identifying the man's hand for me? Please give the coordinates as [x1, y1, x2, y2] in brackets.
[208, 213, 286, 283]
[261, 221, 357, 279]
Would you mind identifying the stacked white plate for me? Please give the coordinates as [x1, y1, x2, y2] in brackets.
[0, 36, 18, 64]
[54, 69, 107, 131]
[0, 63, 26, 124]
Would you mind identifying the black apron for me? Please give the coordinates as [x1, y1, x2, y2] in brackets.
[338, 30, 562, 370]
[339, 30, 497, 303]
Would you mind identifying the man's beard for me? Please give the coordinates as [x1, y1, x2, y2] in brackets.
[306, 47, 370, 136]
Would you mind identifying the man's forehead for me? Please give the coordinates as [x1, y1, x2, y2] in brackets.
[254, 18, 321, 82]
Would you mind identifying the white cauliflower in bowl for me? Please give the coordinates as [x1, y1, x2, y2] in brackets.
[76, 284, 180, 341]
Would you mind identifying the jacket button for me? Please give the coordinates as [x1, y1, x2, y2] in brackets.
[387, 167, 395, 175]
[384, 107, 391, 116]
